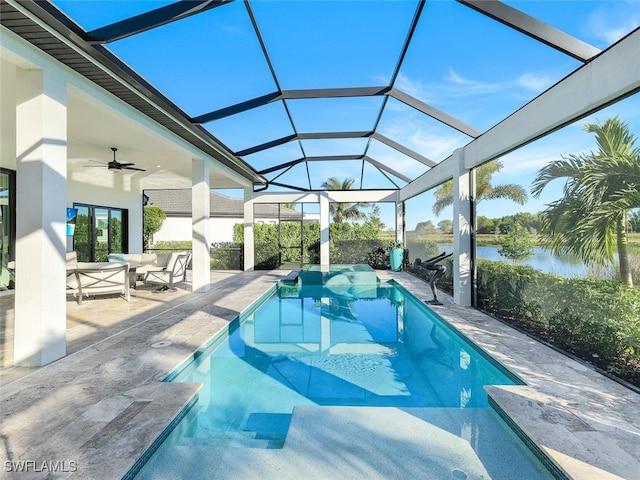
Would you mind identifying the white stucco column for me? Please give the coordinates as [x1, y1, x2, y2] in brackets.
[1, 58, 17, 168]
[452, 148, 473, 306]
[243, 187, 254, 271]
[192, 158, 211, 293]
[129, 177, 144, 253]
[319, 192, 330, 267]
[14, 68, 67, 366]
[395, 193, 404, 245]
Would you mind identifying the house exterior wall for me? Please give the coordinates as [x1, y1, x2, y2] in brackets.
[153, 216, 291, 244]
[154, 217, 238, 243]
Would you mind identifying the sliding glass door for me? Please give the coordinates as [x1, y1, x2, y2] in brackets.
[73, 204, 127, 262]
[0, 169, 15, 289]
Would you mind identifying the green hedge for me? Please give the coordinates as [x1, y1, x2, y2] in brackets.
[149, 241, 243, 270]
[331, 239, 387, 266]
[477, 259, 640, 387]
[234, 222, 397, 269]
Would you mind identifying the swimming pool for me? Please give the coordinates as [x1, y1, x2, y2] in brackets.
[132, 280, 558, 479]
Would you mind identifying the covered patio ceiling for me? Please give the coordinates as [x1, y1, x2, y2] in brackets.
[2, 0, 639, 193]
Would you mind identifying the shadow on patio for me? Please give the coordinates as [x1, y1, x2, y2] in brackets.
[0, 270, 271, 385]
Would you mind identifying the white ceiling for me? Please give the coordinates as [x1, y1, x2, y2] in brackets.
[0, 59, 250, 191]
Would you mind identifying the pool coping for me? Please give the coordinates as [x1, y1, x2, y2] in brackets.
[1, 269, 639, 479]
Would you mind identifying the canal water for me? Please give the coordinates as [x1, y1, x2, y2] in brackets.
[433, 245, 588, 277]
[476, 246, 587, 277]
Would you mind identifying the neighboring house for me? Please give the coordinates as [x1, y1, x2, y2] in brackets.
[144, 189, 305, 243]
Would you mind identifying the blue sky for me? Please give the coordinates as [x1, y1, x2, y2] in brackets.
[53, 0, 640, 230]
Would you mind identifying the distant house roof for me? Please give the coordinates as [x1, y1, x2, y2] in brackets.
[144, 189, 302, 219]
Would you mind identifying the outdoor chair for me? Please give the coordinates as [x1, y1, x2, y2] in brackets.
[7, 260, 15, 284]
[143, 252, 191, 292]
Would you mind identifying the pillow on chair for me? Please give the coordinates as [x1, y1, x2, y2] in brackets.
[108, 253, 126, 263]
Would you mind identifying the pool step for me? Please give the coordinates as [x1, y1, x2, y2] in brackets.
[174, 430, 284, 449]
[282, 271, 299, 283]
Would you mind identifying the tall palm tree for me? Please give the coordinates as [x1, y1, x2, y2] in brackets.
[531, 116, 640, 286]
[432, 159, 528, 216]
[321, 177, 369, 223]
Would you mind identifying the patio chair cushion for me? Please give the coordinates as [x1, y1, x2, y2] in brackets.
[166, 251, 188, 272]
[143, 252, 190, 290]
[108, 253, 172, 275]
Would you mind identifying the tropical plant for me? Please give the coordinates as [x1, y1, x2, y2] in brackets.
[143, 205, 166, 249]
[629, 209, 640, 233]
[437, 219, 453, 234]
[498, 223, 535, 264]
[321, 177, 370, 223]
[531, 116, 640, 286]
[432, 159, 528, 216]
[415, 220, 436, 233]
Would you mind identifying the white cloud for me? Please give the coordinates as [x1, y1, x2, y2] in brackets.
[444, 68, 550, 96]
[221, 25, 246, 35]
[444, 68, 508, 95]
[394, 72, 425, 98]
[517, 73, 552, 91]
[410, 129, 464, 160]
[586, 2, 640, 45]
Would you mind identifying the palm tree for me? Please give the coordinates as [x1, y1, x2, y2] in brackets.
[531, 116, 640, 286]
[321, 177, 370, 223]
[432, 159, 528, 216]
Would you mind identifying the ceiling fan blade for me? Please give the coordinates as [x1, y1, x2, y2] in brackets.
[123, 166, 146, 171]
[117, 162, 136, 167]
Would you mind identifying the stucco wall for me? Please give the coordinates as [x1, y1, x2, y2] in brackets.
[154, 216, 239, 243]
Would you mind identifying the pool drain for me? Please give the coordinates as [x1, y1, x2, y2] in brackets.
[151, 341, 172, 348]
[452, 469, 467, 480]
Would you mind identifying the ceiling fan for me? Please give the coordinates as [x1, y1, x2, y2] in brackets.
[85, 147, 146, 172]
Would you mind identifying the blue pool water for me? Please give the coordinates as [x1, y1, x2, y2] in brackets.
[133, 281, 557, 479]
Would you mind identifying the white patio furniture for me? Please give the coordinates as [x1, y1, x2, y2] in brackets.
[66, 252, 130, 305]
[142, 252, 191, 292]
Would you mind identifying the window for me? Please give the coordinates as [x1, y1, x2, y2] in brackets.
[72, 203, 128, 262]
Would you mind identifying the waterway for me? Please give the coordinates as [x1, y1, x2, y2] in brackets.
[477, 246, 588, 277]
[436, 245, 588, 277]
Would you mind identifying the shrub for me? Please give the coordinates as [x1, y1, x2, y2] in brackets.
[476, 259, 640, 387]
[143, 206, 166, 249]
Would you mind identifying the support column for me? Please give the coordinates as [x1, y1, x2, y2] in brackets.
[395, 193, 404, 245]
[1, 58, 16, 168]
[14, 68, 67, 366]
[319, 193, 330, 267]
[243, 187, 254, 271]
[192, 158, 210, 293]
[452, 148, 473, 306]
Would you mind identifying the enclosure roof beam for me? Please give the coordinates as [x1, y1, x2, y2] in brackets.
[371, 132, 436, 167]
[400, 28, 640, 201]
[457, 0, 600, 62]
[235, 134, 297, 157]
[193, 87, 392, 124]
[86, 0, 234, 44]
[364, 156, 412, 183]
[388, 88, 482, 138]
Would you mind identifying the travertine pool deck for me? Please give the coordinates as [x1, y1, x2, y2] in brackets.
[1, 270, 639, 479]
